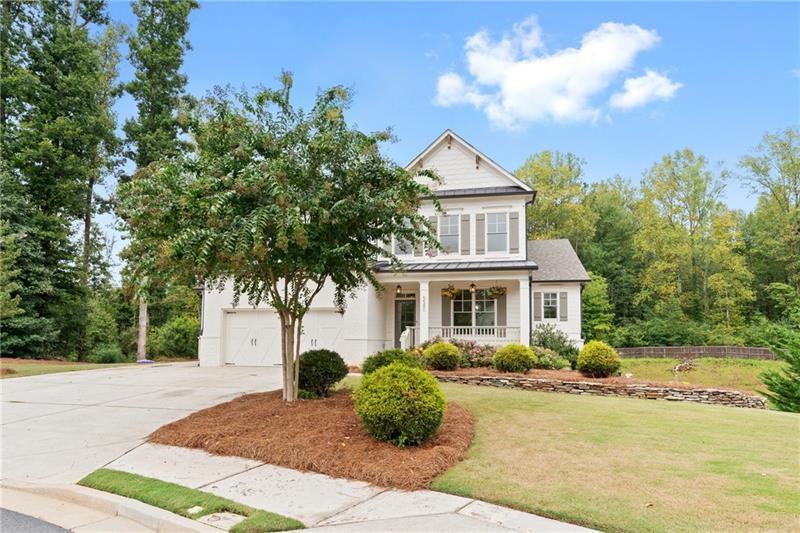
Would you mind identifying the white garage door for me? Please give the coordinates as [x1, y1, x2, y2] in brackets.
[300, 310, 345, 353]
[224, 309, 346, 366]
[224, 310, 282, 366]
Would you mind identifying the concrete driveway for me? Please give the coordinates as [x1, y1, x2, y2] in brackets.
[1, 363, 282, 484]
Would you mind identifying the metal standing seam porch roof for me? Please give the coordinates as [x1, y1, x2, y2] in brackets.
[375, 260, 538, 273]
[376, 240, 589, 281]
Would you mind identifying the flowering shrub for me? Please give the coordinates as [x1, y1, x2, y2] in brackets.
[414, 337, 496, 368]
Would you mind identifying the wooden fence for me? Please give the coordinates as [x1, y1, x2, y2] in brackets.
[616, 345, 776, 360]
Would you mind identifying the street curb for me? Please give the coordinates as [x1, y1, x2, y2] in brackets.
[2, 480, 220, 532]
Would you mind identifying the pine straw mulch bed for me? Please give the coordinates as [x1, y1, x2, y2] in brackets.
[435, 366, 735, 390]
[149, 390, 474, 490]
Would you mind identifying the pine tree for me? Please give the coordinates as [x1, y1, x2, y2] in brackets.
[120, 0, 197, 362]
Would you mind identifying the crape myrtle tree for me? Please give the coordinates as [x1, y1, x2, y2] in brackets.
[118, 74, 439, 401]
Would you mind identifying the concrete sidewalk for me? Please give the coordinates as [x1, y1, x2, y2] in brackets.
[106, 443, 591, 532]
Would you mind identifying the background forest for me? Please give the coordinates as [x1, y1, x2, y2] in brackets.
[1, 1, 798, 362]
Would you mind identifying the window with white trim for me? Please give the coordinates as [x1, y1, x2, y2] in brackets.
[453, 289, 472, 326]
[486, 212, 508, 252]
[439, 215, 459, 254]
[452, 289, 496, 327]
[543, 292, 558, 319]
[475, 289, 496, 326]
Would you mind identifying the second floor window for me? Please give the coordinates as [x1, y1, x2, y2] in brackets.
[486, 212, 508, 252]
[543, 292, 558, 319]
[439, 215, 459, 253]
[394, 234, 413, 255]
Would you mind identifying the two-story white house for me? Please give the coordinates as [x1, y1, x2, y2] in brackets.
[198, 130, 589, 367]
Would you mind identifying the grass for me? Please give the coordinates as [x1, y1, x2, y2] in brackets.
[620, 357, 785, 393]
[430, 382, 800, 532]
[0, 358, 132, 379]
[79, 469, 303, 532]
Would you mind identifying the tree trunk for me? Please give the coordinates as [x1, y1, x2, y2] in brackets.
[281, 313, 297, 402]
[70, 0, 80, 29]
[81, 178, 94, 288]
[136, 298, 148, 362]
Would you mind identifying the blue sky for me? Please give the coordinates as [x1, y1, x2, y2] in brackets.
[107, 1, 798, 213]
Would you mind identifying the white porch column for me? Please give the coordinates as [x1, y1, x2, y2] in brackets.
[519, 277, 531, 345]
[419, 280, 430, 343]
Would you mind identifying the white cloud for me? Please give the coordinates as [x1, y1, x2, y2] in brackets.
[610, 70, 682, 110]
[435, 17, 680, 128]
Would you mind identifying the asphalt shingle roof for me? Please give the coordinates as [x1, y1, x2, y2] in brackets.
[527, 239, 590, 282]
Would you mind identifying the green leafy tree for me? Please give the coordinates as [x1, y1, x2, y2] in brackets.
[121, 0, 198, 361]
[636, 149, 727, 321]
[579, 179, 642, 321]
[0, 221, 23, 320]
[0, 0, 114, 357]
[118, 76, 438, 401]
[516, 150, 597, 252]
[706, 212, 754, 329]
[582, 273, 614, 341]
[740, 128, 800, 309]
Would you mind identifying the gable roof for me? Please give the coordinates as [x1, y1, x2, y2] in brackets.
[527, 239, 590, 282]
[406, 129, 534, 192]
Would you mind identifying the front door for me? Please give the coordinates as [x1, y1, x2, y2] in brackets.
[394, 299, 416, 348]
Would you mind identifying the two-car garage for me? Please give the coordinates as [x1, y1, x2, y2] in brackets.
[221, 309, 347, 366]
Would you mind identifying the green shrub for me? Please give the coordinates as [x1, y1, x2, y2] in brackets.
[362, 349, 421, 375]
[533, 347, 569, 370]
[760, 337, 800, 412]
[353, 362, 445, 446]
[298, 349, 348, 397]
[577, 340, 621, 377]
[494, 343, 536, 373]
[531, 323, 579, 369]
[152, 315, 199, 358]
[422, 341, 459, 370]
[86, 343, 128, 364]
[450, 339, 496, 368]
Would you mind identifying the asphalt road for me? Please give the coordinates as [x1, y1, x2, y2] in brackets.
[0, 509, 66, 532]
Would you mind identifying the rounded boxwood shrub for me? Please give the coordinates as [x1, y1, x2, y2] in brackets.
[298, 349, 348, 397]
[362, 349, 421, 375]
[422, 341, 459, 370]
[353, 362, 446, 446]
[533, 347, 569, 370]
[493, 343, 536, 373]
[577, 340, 621, 377]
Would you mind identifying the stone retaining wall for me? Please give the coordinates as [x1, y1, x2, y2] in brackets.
[617, 345, 775, 360]
[434, 373, 768, 409]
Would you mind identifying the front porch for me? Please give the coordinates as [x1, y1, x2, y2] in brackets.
[376, 275, 531, 351]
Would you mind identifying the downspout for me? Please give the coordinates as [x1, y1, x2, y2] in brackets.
[525, 192, 536, 346]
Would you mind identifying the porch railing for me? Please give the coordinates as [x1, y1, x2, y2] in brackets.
[401, 326, 520, 348]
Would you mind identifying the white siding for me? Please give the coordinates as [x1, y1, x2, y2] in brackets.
[415, 140, 512, 191]
[531, 282, 584, 348]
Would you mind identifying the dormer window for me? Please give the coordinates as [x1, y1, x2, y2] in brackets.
[486, 212, 508, 252]
[439, 215, 460, 254]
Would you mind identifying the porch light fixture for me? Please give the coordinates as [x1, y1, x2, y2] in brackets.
[396, 284, 402, 295]
[469, 283, 477, 293]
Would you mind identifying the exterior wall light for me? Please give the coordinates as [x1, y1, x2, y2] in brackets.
[470, 283, 477, 293]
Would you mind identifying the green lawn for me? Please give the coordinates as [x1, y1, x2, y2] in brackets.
[431, 382, 799, 532]
[0, 358, 132, 379]
[620, 357, 785, 393]
[79, 469, 303, 532]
